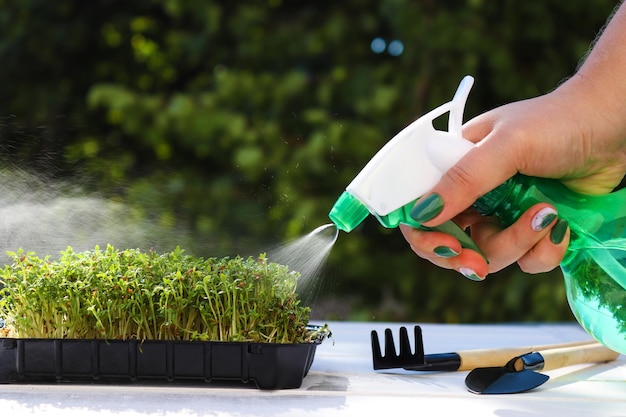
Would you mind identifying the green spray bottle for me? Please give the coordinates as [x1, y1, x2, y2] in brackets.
[329, 76, 626, 354]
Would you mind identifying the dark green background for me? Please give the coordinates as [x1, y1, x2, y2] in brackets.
[0, 0, 619, 323]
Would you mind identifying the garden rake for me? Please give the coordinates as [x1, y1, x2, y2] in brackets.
[371, 325, 598, 371]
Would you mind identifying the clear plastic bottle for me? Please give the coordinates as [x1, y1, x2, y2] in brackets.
[473, 174, 626, 354]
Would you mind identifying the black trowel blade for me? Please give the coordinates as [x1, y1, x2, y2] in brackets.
[465, 367, 550, 394]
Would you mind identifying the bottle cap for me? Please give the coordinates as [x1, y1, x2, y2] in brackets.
[328, 191, 370, 232]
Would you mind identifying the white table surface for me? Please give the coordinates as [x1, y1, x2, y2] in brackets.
[0, 321, 624, 416]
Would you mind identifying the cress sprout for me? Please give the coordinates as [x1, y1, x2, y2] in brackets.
[0, 245, 326, 344]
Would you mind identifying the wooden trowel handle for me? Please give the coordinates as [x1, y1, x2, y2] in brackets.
[517, 342, 620, 372]
[456, 340, 598, 371]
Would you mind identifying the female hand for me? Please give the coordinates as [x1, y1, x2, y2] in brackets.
[402, 85, 626, 279]
[401, 5, 626, 280]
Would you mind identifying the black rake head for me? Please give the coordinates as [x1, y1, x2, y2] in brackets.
[371, 326, 426, 370]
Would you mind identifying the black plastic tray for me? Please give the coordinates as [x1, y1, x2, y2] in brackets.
[0, 335, 324, 390]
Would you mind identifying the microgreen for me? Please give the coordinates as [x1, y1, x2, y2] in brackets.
[0, 245, 327, 343]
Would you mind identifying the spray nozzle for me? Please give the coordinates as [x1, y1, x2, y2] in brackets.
[328, 76, 478, 231]
[327, 75, 487, 258]
[329, 191, 369, 232]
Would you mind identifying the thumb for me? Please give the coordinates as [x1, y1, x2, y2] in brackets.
[418, 140, 519, 227]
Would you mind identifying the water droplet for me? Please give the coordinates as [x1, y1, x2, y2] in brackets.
[266, 223, 338, 305]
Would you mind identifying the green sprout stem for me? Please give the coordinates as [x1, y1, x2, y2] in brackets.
[0, 245, 323, 344]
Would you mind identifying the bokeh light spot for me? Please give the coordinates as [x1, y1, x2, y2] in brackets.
[370, 37, 386, 54]
[388, 40, 404, 56]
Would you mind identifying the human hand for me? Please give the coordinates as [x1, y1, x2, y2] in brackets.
[401, 78, 626, 280]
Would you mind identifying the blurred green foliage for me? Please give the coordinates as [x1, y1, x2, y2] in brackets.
[0, 0, 619, 323]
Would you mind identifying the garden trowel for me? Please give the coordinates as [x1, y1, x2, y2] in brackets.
[465, 342, 619, 394]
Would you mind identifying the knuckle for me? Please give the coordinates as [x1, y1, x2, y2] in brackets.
[517, 246, 563, 274]
[443, 164, 477, 191]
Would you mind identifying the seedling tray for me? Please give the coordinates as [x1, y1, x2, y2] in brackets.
[0, 333, 325, 390]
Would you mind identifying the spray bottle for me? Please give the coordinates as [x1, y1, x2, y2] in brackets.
[329, 75, 626, 354]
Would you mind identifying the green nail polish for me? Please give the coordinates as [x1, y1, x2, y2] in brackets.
[538, 213, 557, 230]
[410, 194, 444, 224]
[434, 246, 460, 258]
[459, 267, 483, 281]
[550, 219, 569, 244]
[532, 207, 558, 231]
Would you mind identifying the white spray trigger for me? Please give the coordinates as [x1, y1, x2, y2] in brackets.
[449, 75, 474, 136]
[427, 133, 475, 174]
[429, 75, 476, 174]
[345, 75, 477, 216]
[340, 75, 488, 259]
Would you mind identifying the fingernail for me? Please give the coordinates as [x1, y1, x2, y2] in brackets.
[460, 267, 484, 281]
[410, 194, 444, 224]
[550, 219, 569, 244]
[434, 246, 460, 258]
[531, 207, 558, 231]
